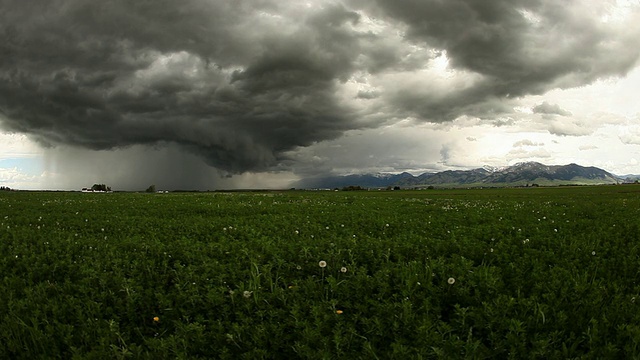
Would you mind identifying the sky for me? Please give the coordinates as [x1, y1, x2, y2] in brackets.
[1, 0, 640, 190]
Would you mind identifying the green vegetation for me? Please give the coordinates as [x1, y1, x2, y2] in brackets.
[2, 186, 640, 358]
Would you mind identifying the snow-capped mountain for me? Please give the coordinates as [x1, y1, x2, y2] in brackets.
[295, 162, 623, 189]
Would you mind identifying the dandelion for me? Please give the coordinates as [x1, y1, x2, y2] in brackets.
[447, 277, 456, 285]
[340, 267, 348, 273]
[592, 251, 596, 256]
[319, 260, 327, 268]
[243, 290, 253, 298]
[336, 310, 343, 314]
[153, 316, 160, 322]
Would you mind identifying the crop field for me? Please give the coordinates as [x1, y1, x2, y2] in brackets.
[2, 186, 640, 359]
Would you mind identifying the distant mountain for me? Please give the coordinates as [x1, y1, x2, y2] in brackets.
[397, 168, 491, 187]
[481, 162, 620, 185]
[620, 174, 640, 182]
[295, 162, 623, 189]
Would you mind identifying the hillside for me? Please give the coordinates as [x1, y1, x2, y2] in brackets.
[295, 162, 622, 189]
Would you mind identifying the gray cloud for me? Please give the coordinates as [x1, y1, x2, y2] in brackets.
[548, 120, 593, 137]
[619, 129, 640, 145]
[357, 0, 640, 121]
[513, 139, 544, 147]
[1, 0, 639, 181]
[356, 90, 381, 100]
[533, 102, 572, 116]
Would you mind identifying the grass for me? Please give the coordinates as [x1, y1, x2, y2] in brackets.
[1, 185, 640, 358]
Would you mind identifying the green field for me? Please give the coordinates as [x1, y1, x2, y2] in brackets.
[2, 186, 640, 359]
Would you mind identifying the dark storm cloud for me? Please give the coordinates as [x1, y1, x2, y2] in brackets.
[1, 0, 639, 175]
[356, 90, 381, 100]
[0, 1, 364, 173]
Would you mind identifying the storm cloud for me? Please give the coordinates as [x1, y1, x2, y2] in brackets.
[361, 0, 640, 121]
[1, 0, 639, 176]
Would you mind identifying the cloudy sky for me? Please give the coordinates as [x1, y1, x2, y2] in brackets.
[1, 0, 640, 190]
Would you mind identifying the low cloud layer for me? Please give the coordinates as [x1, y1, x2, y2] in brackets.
[1, 0, 639, 179]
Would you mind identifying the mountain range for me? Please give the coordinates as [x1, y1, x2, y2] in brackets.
[294, 162, 629, 189]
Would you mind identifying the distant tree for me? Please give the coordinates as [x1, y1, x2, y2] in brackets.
[146, 184, 156, 193]
[342, 185, 365, 191]
[0, 186, 12, 191]
[91, 184, 110, 192]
